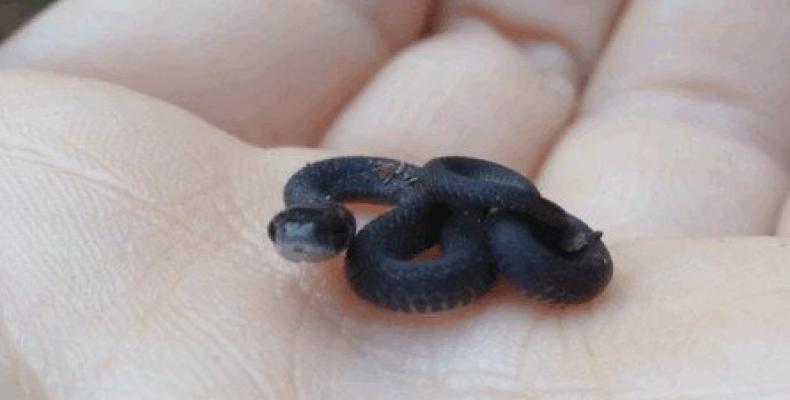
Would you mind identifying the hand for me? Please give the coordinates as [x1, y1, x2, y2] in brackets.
[1, 1, 789, 398]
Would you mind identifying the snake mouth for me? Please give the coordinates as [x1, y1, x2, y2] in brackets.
[274, 240, 339, 263]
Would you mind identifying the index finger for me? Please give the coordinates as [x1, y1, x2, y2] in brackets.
[0, 0, 431, 146]
[538, 0, 790, 240]
[323, 0, 623, 173]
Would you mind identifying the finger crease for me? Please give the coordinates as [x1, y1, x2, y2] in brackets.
[448, 2, 585, 77]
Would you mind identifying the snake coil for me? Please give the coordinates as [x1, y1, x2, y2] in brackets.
[268, 156, 613, 312]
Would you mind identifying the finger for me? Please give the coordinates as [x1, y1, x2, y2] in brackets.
[0, 0, 431, 146]
[323, 0, 623, 173]
[539, 1, 790, 239]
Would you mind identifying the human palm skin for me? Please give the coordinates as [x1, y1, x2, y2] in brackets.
[1, 1, 789, 399]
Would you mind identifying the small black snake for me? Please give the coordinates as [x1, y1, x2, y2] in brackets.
[268, 156, 613, 312]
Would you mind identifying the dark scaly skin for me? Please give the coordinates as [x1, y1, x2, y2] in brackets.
[486, 211, 612, 303]
[270, 157, 498, 312]
[422, 157, 576, 242]
[346, 201, 497, 312]
[420, 157, 613, 303]
[269, 157, 419, 262]
[268, 156, 614, 312]
[284, 156, 420, 206]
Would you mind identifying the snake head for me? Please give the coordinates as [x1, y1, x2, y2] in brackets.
[268, 204, 356, 262]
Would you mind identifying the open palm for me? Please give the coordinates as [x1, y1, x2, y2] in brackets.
[1, 1, 789, 399]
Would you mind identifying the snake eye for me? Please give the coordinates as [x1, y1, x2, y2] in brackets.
[268, 204, 356, 262]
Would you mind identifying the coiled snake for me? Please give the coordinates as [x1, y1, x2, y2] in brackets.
[268, 156, 613, 313]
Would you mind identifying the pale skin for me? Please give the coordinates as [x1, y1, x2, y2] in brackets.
[0, 1, 789, 399]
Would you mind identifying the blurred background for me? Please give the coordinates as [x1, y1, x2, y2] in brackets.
[0, 0, 52, 39]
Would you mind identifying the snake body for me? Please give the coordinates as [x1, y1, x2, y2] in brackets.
[268, 156, 613, 312]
